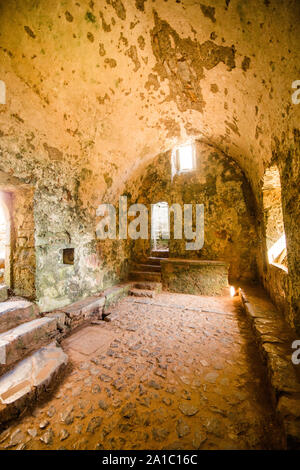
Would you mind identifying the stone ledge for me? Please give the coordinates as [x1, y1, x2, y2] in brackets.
[239, 285, 300, 449]
[56, 296, 105, 331]
[102, 283, 131, 309]
[49, 283, 132, 331]
[0, 300, 39, 334]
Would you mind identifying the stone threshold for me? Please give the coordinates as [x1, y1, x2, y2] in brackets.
[239, 285, 300, 449]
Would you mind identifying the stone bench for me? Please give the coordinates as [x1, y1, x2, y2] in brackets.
[51, 283, 132, 331]
[239, 285, 300, 449]
[160, 258, 229, 295]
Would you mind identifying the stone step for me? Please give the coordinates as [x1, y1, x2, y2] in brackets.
[0, 317, 58, 369]
[146, 257, 165, 266]
[129, 288, 156, 298]
[57, 296, 105, 331]
[133, 263, 161, 272]
[129, 271, 162, 283]
[150, 250, 169, 258]
[0, 342, 68, 426]
[53, 284, 131, 331]
[0, 285, 8, 302]
[133, 282, 162, 292]
[0, 300, 39, 334]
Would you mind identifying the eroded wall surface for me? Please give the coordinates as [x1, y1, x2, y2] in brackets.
[0, 1, 298, 324]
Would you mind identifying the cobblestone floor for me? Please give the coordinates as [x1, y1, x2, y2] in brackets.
[0, 292, 285, 450]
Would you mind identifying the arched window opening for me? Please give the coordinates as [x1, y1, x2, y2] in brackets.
[171, 143, 196, 179]
[262, 166, 287, 270]
[151, 202, 169, 252]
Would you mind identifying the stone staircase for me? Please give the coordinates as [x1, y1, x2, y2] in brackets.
[0, 283, 132, 427]
[128, 251, 168, 284]
[128, 253, 166, 297]
[0, 300, 68, 427]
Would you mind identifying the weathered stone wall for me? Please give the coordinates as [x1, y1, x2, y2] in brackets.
[270, 130, 300, 332]
[34, 172, 129, 312]
[161, 259, 229, 295]
[126, 142, 258, 282]
[0, 1, 298, 325]
[254, 130, 300, 332]
[12, 188, 35, 298]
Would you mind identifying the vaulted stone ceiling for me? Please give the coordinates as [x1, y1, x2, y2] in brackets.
[0, 0, 299, 204]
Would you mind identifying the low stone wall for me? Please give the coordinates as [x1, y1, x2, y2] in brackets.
[160, 259, 229, 295]
[239, 285, 300, 449]
[48, 282, 132, 334]
[263, 263, 293, 328]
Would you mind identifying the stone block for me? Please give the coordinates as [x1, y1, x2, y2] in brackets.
[0, 317, 57, 367]
[161, 259, 229, 295]
[58, 296, 105, 330]
[0, 342, 68, 425]
[0, 300, 39, 334]
[102, 284, 131, 308]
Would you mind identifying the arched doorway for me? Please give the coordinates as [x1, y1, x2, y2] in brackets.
[151, 201, 169, 253]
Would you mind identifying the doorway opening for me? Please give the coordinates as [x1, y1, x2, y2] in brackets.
[151, 202, 169, 253]
[0, 193, 11, 287]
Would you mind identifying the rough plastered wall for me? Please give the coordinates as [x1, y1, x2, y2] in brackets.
[126, 141, 258, 282]
[12, 187, 36, 298]
[0, 1, 299, 323]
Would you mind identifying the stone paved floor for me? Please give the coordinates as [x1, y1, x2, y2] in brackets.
[0, 292, 285, 450]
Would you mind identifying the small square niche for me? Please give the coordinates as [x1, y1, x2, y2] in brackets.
[63, 248, 75, 265]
